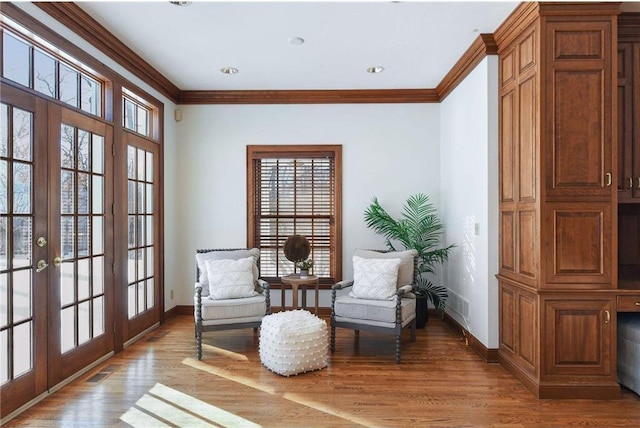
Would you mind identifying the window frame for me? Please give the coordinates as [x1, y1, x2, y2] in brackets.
[247, 145, 342, 287]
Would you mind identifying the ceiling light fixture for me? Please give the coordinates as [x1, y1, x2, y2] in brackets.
[169, 1, 192, 6]
[289, 37, 305, 45]
[367, 66, 384, 74]
[220, 67, 239, 75]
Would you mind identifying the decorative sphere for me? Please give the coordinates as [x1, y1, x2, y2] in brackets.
[283, 235, 310, 262]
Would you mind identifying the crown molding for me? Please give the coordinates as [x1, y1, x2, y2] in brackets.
[494, 1, 540, 51]
[437, 34, 498, 102]
[34, 2, 181, 103]
[619, 12, 640, 41]
[178, 89, 439, 105]
[29, 1, 499, 105]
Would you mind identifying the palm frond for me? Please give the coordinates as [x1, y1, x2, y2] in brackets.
[364, 193, 456, 316]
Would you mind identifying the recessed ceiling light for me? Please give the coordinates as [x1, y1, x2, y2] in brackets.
[289, 37, 305, 45]
[169, 1, 192, 6]
[220, 67, 239, 75]
[367, 66, 384, 74]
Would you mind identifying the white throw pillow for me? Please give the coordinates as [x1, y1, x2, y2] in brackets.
[351, 256, 401, 300]
[206, 257, 257, 300]
[196, 248, 260, 290]
[353, 249, 417, 287]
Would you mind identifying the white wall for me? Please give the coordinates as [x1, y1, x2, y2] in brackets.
[14, 3, 181, 310]
[440, 57, 499, 348]
[174, 103, 441, 307]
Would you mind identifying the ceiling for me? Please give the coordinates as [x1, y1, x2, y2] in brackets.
[76, 1, 520, 91]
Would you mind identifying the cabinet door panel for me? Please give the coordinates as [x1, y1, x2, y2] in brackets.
[542, 298, 613, 377]
[547, 68, 608, 196]
[544, 202, 612, 285]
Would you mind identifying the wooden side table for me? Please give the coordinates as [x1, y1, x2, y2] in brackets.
[280, 275, 319, 314]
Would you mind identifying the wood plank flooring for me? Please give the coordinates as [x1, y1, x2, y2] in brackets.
[4, 315, 640, 427]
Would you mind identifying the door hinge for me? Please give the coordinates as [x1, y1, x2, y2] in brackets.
[112, 144, 115, 156]
[111, 203, 114, 215]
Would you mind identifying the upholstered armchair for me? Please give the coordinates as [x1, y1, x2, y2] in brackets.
[330, 249, 418, 363]
[194, 248, 271, 360]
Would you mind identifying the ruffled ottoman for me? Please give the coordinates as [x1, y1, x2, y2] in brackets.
[259, 310, 328, 376]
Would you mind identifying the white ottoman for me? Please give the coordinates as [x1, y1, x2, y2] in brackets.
[259, 310, 328, 376]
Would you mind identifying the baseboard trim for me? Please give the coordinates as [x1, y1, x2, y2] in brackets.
[440, 310, 499, 363]
[498, 351, 621, 399]
[163, 305, 178, 321]
[498, 351, 540, 397]
[176, 305, 194, 315]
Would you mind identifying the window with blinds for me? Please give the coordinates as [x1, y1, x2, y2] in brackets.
[247, 145, 342, 284]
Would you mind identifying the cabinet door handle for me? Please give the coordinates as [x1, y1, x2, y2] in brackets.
[637, 177, 640, 189]
[635, 302, 640, 307]
[605, 173, 612, 187]
[629, 177, 634, 189]
[604, 310, 610, 324]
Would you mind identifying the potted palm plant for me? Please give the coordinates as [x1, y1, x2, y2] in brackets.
[364, 193, 455, 326]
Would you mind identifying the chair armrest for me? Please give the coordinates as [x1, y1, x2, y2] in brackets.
[257, 279, 270, 290]
[397, 284, 414, 296]
[195, 283, 203, 295]
[332, 280, 354, 290]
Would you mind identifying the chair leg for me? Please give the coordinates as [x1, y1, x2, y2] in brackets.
[396, 333, 401, 364]
[196, 329, 202, 360]
[330, 325, 336, 353]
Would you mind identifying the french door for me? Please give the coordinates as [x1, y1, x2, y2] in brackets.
[0, 84, 48, 417]
[47, 105, 114, 384]
[1, 84, 114, 417]
[122, 131, 160, 341]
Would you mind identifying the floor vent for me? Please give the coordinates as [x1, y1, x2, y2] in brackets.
[85, 364, 122, 382]
[86, 373, 109, 383]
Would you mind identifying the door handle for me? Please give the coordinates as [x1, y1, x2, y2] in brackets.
[604, 310, 610, 324]
[629, 177, 634, 189]
[53, 257, 62, 267]
[605, 172, 612, 187]
[637, 177, 640, 189]
[36, 260, 49, 273]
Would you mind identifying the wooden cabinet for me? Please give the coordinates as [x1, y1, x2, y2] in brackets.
[542, 297, 614, 378]
[544, 202, 613, 286]
[617, 15, 640, 202]
[617, 294, 640, 312]
[496, 2, 620, 399]
[544, 20, 614, 199]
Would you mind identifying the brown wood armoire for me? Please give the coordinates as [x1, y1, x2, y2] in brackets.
[496, 2, 640, 399]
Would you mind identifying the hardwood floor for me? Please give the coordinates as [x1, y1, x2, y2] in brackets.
[4, 314, 640, 427]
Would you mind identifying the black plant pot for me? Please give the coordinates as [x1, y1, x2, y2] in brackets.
[416, 297, 429, 328]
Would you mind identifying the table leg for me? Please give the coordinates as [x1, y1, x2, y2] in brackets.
[281, 285, 285, 311]
[292, 283, 299, 309]
[302, 285, 307, 310]
[315, 279, 319, 315]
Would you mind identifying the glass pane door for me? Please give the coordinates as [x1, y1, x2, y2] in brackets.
[47, 106, 114, 386]
[123, 132, 160, 340]
[0, 85, 47, 418]
[59, 123, 106, 353]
